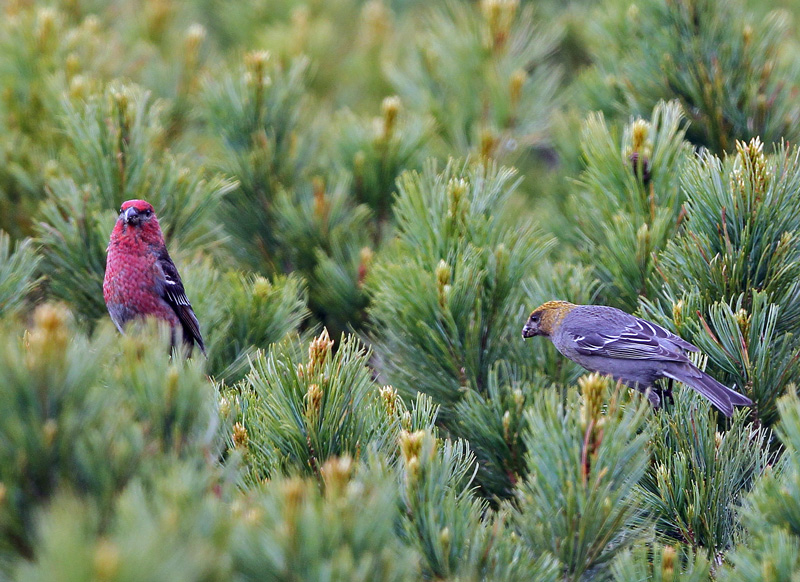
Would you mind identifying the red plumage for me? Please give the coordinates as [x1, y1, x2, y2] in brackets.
[103, 199, 205, 355]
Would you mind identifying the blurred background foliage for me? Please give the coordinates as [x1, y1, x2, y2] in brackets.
[3, 0, 800, 579]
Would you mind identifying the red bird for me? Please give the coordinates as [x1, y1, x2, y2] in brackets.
[103, 199, 205, 355]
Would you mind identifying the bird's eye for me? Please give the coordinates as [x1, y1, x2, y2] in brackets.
[142, 209, 152, 217]
[118, 207, 123, 214]
[531, 314, 540, 323]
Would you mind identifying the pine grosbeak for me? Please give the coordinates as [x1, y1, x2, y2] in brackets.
[522, 301, 752, 416]
[103, 199, 205, 355]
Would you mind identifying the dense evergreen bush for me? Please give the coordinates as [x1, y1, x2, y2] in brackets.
[3, 0, 800, 579]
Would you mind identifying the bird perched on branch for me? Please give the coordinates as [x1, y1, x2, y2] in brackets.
[103, 199, 205, 355]
[521, 301, 752, 417]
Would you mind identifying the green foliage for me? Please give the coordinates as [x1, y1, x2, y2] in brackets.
[691, 292, 800, 426]
[642, 138, 800, 427]
[0, 305, 219, 559]
[571, 101, 692, 310]
[203, 52, 318, 272]
[36, 83, 233, 324]
[396, 428, 559, 581]
[58, 84, 234, 250]
[718, 392, 800, 580]
[0, 232, 40, 317]
[329, 96, 432, 222]
[7, 0, 800, 577]
[232, 458, 418, 582]
[452, 362, 546, 500]
[0, 5, 116, 238]
[657, 140, 800, 330]
[585, 0, 800, 153]
[36, 179, 113, 323]
[178, 259, 310, 381]
[513, 373, 653, 581]
[272, 176, 373, 335]
[15, 465, 233, 582]
[369, 159, 552, 411]
[611, 543, 712, 582]
[640, 392, 772, 558]
[389, 0, 562, 161]
[227, 331, 436, 484]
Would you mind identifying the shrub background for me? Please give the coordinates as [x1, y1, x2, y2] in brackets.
[3, 0, 800, 579]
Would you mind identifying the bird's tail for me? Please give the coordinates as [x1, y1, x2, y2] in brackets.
[663, 365, 753, 417]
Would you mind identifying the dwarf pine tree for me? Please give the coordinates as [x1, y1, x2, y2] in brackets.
[581, 0, 800, 153]
[5, 0, 800, 580]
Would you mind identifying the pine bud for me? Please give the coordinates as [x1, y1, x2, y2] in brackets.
[579, 372, 607, 428]
[627, 118, 653, 183]
[762, 560, 778, 581]
[513, 388, 524, 410]
[35, 8, 57, 51]
[65, 53, 80, 80]
[252, 275, 272, 297]
[399, 429, 425, 464]
[401, 410, 412, 430]
[322, 455, 354, 497]
[447, 177, 469, 221]
[184, 23, 206, 61]
[26, 304, 70, 370]
[244, 50, 271, 89]
[661, 545, 676, 582]
[481, 0, 518, 51]
[439, 526, 451, 553]
[672, 300, 684, 330]
[381, 96, 401, 141]
[509, 69, 526, 109]
[436, 260, 451, 308]
[360, 0, 391, 46]
[479, 128, 498, 160]
[282, 477, 306, 529]
[43, 419, 57, 447]
[742, 24, 753, 46]
[358, 247, 374, 287]
[735, 308, 751, 340]
[731, 137, 769, 199]
[145, 0, 172, 39]
[307, 329, 334, 374]
[304, 383, 324, 421]
[502, 410, 511, 441]
[82, 14, 101, 35]
[219, 397, 230, 418]
[93, 539, 120, 581]
[380, 385, 399, 417]
[232, 422, 249, 449]
[313, 176, 328, 221]
[290, 6, 310, 54]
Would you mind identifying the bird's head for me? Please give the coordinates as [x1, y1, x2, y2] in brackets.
[118, 199, 156, 227]
[522, 300, 576, 339]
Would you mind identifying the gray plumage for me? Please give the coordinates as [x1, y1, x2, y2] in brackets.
[522, 302, 752, 417]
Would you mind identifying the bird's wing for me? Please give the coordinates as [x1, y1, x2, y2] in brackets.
[571, 316, 695, 362]
[154, 248, 205, 353]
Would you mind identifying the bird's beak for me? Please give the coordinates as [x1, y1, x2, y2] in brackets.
[521, 323, 536, 339]
[121, 207, 139, 225]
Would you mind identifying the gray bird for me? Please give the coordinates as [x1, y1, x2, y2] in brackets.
[521, 301, 753, 416]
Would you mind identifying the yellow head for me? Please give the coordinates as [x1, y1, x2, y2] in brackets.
[521, 301, 576, 338]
